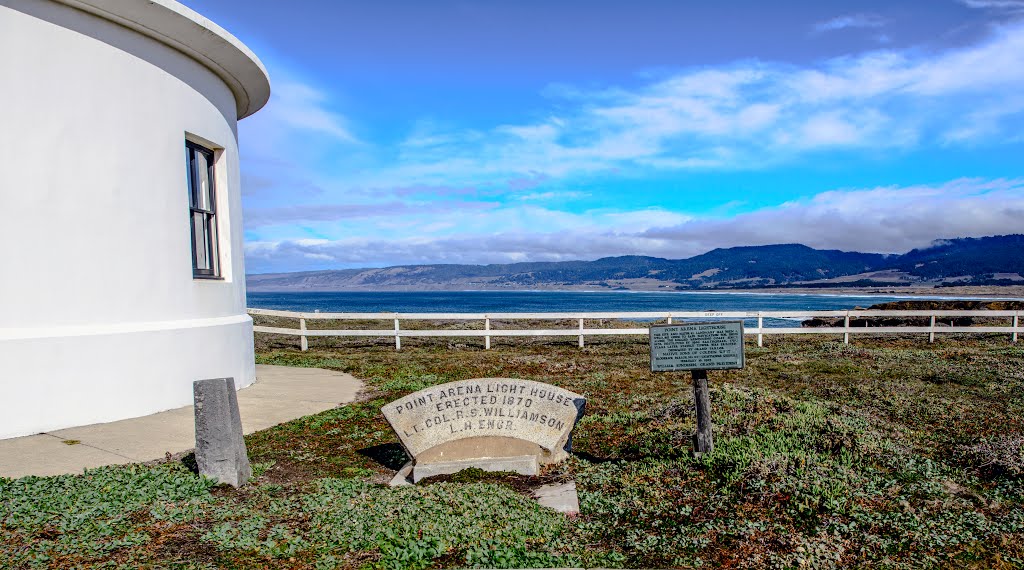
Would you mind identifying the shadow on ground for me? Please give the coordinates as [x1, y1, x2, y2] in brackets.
[357, 443, 409, 471]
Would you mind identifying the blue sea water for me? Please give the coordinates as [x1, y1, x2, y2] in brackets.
[247, 290, 971, 314]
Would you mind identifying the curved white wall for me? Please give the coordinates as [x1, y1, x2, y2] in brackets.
[0, 0, 266, 439]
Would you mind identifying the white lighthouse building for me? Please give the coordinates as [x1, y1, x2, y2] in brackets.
[0, 0, 270, 439]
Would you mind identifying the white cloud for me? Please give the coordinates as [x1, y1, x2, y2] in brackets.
[244, 204, 691, 271]
[813, 14, 887, 33]
[241, 74, 360, 159]
[246, 232, 677, 271]
[232, 63, 370, 214]
[793, 109, 893, 148]
[244, 200, 499, 227]
[245, 178, 1024, 271]
[942, 96, 1024, 143]
[516, 191, 587, 202]
[268, 82, 360, 143]
[339, 21, 1024, 190]
[642, 178, 1024, 254]
[906, 26, 1024, 95]
[239, 26, 1024, 272]
[960, 0, 1024, 12]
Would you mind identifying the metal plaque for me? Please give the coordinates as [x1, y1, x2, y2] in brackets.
[650, 321, 745, 372]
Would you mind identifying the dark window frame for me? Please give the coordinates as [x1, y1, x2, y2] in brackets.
[186, 141, 221, 279]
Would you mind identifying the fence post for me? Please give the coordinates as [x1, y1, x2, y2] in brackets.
[249, 308, 1013, 349]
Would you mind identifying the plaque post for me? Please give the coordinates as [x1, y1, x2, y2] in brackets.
[649, 321, 745, 456]
[691, 369, 713, 453]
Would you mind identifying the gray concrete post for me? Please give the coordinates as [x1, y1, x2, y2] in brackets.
[194, 377, 251, 487]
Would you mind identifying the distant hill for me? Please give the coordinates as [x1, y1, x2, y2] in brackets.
[247, 234, 1024, 292]
[889, 235, 1024, 280]
[651, 244, 886, 286]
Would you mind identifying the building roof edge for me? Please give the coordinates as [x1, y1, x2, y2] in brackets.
[55, 0, 271, 119]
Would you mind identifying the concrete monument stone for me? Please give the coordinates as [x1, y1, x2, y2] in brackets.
[193, 377, 251, 487]
[382, 378, 585, 483]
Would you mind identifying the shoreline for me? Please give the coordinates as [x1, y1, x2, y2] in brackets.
[248, 285, 1024, 299]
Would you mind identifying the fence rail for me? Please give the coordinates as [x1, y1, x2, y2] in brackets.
[248, 308, 1022, 351]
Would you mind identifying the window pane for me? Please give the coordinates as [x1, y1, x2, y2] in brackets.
[195, 151, 212, 211]
[187, 141, 219, 277]
[208, 214, 219, 275]
[193, 212, 209, 270]
[186, 146, 195, 206]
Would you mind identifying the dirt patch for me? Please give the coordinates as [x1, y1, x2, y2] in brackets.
[417, 467, 570, 497]
[145, 524, 223, 567]
[255, 459, 323, 486]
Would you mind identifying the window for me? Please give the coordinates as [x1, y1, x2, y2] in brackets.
[186, 141, 220, 278]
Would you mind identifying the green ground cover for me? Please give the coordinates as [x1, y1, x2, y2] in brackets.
[2, 333, 1023, 568]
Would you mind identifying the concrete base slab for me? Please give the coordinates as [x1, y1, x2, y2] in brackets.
[416, 436, 543, 464]
[412, 455, 539, 483]
[0, 364, 362, 479]
[533, 481, 580, 515]
[389, 461, 414, 487]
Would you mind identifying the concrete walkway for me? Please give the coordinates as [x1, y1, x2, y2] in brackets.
[0, 365, 363, 479]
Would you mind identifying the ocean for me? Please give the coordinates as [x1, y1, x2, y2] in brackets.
[247, 290, 975, 314]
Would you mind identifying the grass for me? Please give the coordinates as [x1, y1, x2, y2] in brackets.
[2, 333, 1023, 568]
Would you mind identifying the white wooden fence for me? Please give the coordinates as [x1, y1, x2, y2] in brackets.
[248, 308, 1021, 351]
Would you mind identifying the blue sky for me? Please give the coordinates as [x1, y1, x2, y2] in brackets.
[182, 0, 1024, 274]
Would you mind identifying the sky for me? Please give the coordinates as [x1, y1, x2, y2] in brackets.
[181, 0, 1024, 274]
